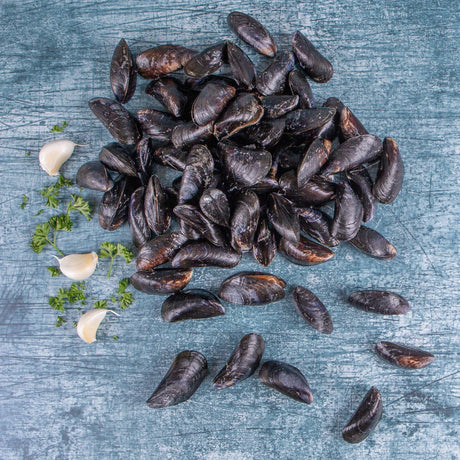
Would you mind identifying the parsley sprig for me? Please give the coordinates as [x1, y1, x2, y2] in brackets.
[40, 174, 73, 209]
[116, 278, 134, 310]
[99, 242, 133, 278]
[48, 282, 86, 312]
[20, 194, 29, 209]
[50, 121, 68, 133]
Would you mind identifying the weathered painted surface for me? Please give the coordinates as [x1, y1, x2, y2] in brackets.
[0, 0, 459, 459]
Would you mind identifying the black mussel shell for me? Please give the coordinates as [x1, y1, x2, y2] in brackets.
[342, 387, 383, 443]
[267, 193, 300, 243]
[293, 286, 333, 334]
[184, 42, 227, 78]
[230, 191, 260, 252]
[137, 109, 177, 141]
[178, 218, 201, 240]
[348, 290, 410, 315]
[171, 121, 213, 149]
[147, 350, 207, 408]
[340, 106, 368, 140]
[256, 51, 295, 96]
[245, 118, 285, 148]
[297, 207, 339, 247]
[99, 142, 138, 177]
[136, 232, 188, 271]
[349, 226, 396, 260]
[110, 38, 137, 104]
[135, 137, 154, 184]
[152, 145, 188, 171]
[260, 95, 299, 119]
[319, 97, 345, 140]
[130, 268, 193, 294]
[128, 186, 151, 247]
[213, 333, 265, 389]
[375, 342, 434, 369]
[322, 134, 383, 175]
[330, 181, 363, 241]
[226, 41, 256, 89]
[219, 271, 286, 305]
[145, 77, 187, 118]
[373, 137, 404, 204]
[161, 289, 225, 322]
[89, 97, 142, 145]
[192, 80, 236, 126]
[291, 31, 333, 83]
[279, 235, 334, 266]
[252, 218, 277, 267]
[136, 45, 196, 79]
[297, 138, 331, 189]
[76, 160, 113, 192]
[259, 360, 313, 404]
[284, 108, 336, 135]
[144, 175, 171, 235]
[199, 188, 231, 227]
[171, 241, 242, 268]
[346, 168, 376, 223]
[288, 70, 314, 109]
[227, 12, 276, 57]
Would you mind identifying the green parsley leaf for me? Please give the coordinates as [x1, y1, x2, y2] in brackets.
[31, 222, 52, 254]
[55, 316, 67, 327]
[40, 174, 72, 208]
[73, 321, 77, 328]
[20, 194, 29, 209]
[117, 278, 130, 294]
[116, 244, 133, 264]
[48, 214, 72, 232]
[113, 335, 119, 340]
[47, 266, 61, 277]
[67, 282, 86, 303]
[50, 121, 68, 133]
[67, 194, 92, 220]
[119, 291, 134, 310]
[99, 242, 133, 278]
[94, 300, 108, 309]
[25, 151, 31, 157]
[35, 209, 44, 216]
[48, 282, 86, 315]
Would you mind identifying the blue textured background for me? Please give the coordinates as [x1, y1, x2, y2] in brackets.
[0, 1, 459, 459]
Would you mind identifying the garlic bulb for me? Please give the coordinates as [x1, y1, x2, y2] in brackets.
[54, 252, 98, 280]
[39, 140, 78, 175]
[77, 309, 119, 343]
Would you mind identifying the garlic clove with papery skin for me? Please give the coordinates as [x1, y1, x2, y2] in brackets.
[39, 140, 78, 175]
[54, 252, 98, 280]
[77, 309, 119, 343]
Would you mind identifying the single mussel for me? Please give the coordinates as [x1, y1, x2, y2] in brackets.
[184, 42, 227, 78]
[297, 207, 339, 247]
[128, 186, 151, 247]
[259, 360, 313, 404]
[297, 138, 331, 189]
[213, 333, 265, 389]
[245, 118, 285, 148]
[137, 109, 177, 141]
[349, 226, 396, 260]
[135, 137, 154, 185]
[99, 142, 138, 177]
[288, 70, 314, 109]
[346, 168, 376, 223]
[171, 241, 242, 268]
[267, 193, 300, 243]
[76, 160, 113, 192]
[136, 45, 196, 79]
[151, 145, 188, 171]
[89, 97, 142, 145]
[227, 11, 276, 57]
[279, 235, 335, 266]
[375, 341, 434, 369]
[348, 290, 410, 315]
[261, 95, 299, 119]
[144, 175, 171, 235]
[130, 268, 193, 294]
[252, 218, 277, 267]
[291, 31, 333, 83]
[145, 77, 187, 118]
[342, 386, 383, 443]
[340, 106, 368, 140]
[284, 108, 336, 135]
[293, 286, 333, 334]
[256, 50, 295, 96]
[147, 350, 207, 408]
[171, 121, 213, 149]
[110, 38, 137, 104]
[230, 191, 260, 252]
[178, 219, 201, 240]
[226, 41, 256, 89]
[199, 188, 231, 227]
[373, 137, 404, 204]
[219, 271, 286, 305]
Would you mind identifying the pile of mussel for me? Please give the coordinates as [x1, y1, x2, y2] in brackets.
[76, 11, 433, 444]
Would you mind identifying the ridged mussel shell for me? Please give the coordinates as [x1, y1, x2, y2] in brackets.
[375, 341, 434, 369]
[171, 241, 242, 268]
[76, 160, 113, 192]
[230, 191, 260, 252]
[130, 268, 193, 294]
[279, 235, 335, 266]
[110, 38, 137, 104]
[349, 226, 396, 260]
[348, 290, 410, 315]
[293, 286, 333, 334]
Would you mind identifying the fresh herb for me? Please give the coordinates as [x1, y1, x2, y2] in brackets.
[113, 335, 119, 340]
[31, 222, 62, 255]
[20, 194, 29, 209]
[35, 209, 44, 216]
[66, 194, 92, 220]
[50, 121, 68, 133]
[40, 174, 72, 208]
[25, 151, 31, 157]
[48, 282, 86, 312]
[116, 278, 134, 309]
[94, 300, 108, 309]
[47, 266, 61, 277]
[55, 316, 67, 327]
[99, 242, 133, 278]
[73, 321, 77, 328]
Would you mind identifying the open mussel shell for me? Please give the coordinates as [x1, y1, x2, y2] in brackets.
[136, 45, 196, 79]
[172, 241, 242, 268]
[161, 289, 225, 322]
[219, 271, 286, 305]
[178, 144, 214, 204]
[144, 175, 171, 235]
[171, 121, 213, 149]
[99, 142, 138, 177]
[184, 42, 227, 78]
[89, 97, 142, 145]
[256, 50, 295, 96]
[340, 107, 368, 140]
[145, 77, 187, 118]
[230, 191, 260, 252]
[110, 38, 137, 104]
[261, 95, 299, 119]
[291, 31, 333, 83]
[267, 193, 300, 243]
[342, 386, 383, 443]
[297, 138, 331, 189]
[259, 360, 313, 404]
[322, 134, 383, 175]
[330, 181, 363, 241]
[136, 232, 188, 271]
[214, 93, 264, 139]
[199, 188, 231, 227]
[227, 12, 276, 57]
[245, 118, 285, 148]
[147, 350, 207, 408]
[279, 235, 334, 266]
[137, 109, 177, 141]
[349, 226, 396, 260]
[284, 108, 336, 135]
[192, 80, 236, 126]
[373, 137, 404, 204]
[288, 70, 314, 109]
[348, 290, 410, 315]
[130, 268, 193, 295]
[76, 160, 113, 192]
[213, 333, 265, 389]
[252, 218, 277, 267]
[293, 286, 333, 334]
[375, 341, 434, 369]
[297, 207, 339, 247]
[128, 186, 151, 247]
[226, 41, 256, 89]
[152, 146, 188, 171]
[346, 167, 376, 223]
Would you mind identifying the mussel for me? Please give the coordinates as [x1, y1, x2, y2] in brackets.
[172, 241, 242, 268]
[279, 235, 335, 266]
[349, 226, 397, 260]
[128, 186, 150, 247]
[339, 107, 368, 140]
[256, 51, 295, 96]
[76, 160, 113, 192]
[375, 341, 434, 369]
[184, 42, 227, 78]
[145, 77, 187, 118]
[284, 108, 336, 134]
[297, 138, 331, 189]
[110, 38, 137, 104]
[226, 41, 256, 89]
[199, 188, 231, 227]
[252, 218, 277, 267]
[171, 121, 213, 149]
[293, 286, 333, 334]
[130, 268, 193, 294]
[144, 175, 171, 235]
[137, 109, 177, 141]
[267, 193, 300, 243]
[297, 207, 339, 247]
[151, 146, 188, 171]
[346, 168, 376, 223]
[348, 290, 410, 315]
[99, 142, 138, 177]
[288, 70, 314, 109]
[230, 191, 260, 252]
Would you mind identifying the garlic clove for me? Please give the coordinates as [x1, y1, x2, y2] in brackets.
[39, 140, 78, 175]
[54, 252, 98, 280]
[77, 309, 119, 343]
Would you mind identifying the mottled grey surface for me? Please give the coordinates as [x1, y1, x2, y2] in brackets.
[0, 1, 459, 459]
